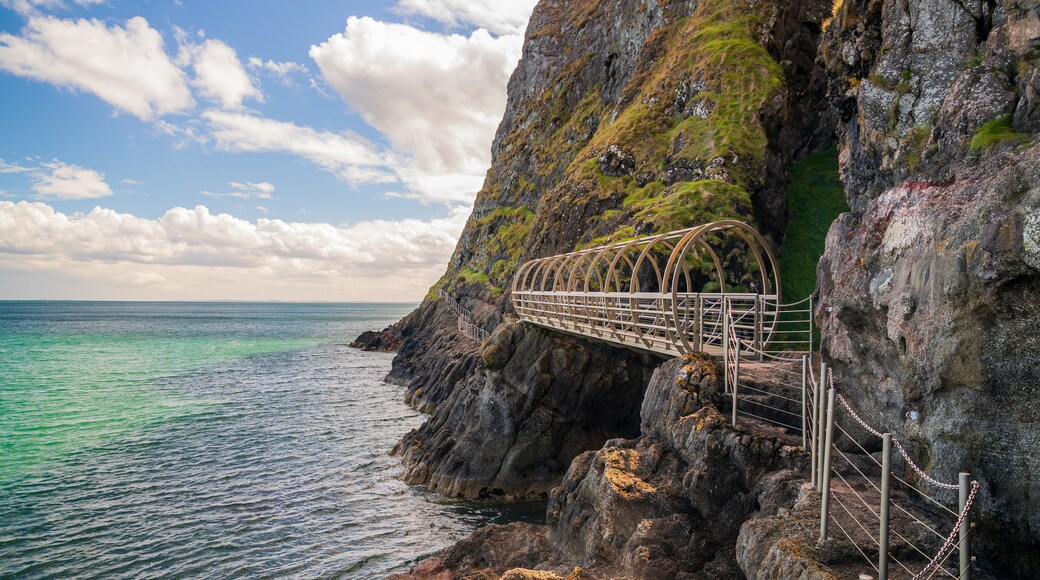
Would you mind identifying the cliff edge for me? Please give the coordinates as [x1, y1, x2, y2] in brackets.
[368, 0, 1040, 577]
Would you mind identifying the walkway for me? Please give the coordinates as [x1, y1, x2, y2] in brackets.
[511, 220, 812, 358]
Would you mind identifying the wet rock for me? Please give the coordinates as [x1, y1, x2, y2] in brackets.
[392, 321, 655, 499]
[348, 323, 402, 352]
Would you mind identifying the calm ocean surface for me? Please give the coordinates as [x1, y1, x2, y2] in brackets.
[0, 301, 541, 579]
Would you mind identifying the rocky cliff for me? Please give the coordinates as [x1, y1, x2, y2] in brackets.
[387, 0, 833, 497]
[818, 0, 1040, 574]
[390, 357, 818, 579]
[367, 0, 1040, 577]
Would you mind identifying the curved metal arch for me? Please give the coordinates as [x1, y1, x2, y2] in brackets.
[510, 220, 781, 357]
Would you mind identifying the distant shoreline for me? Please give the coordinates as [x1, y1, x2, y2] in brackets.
[0, 299, 421, 304]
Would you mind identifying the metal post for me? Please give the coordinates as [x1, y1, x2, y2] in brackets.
[960, 472, 972, 580]
[696, 294, 703, 352]
[819, 387, 836, 541]
[732, 337, 739, 427]
[754, 296, 763, 362]
[817, 363, 828, 493]
[806, 354, 816, 487]
[808, 295, 814, 355]
[801, 355, 808, 451]
[723, 297, 730, 395]
[879, 433, 892, 580]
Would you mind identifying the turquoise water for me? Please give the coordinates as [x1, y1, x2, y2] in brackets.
[0, 302, 541, 578]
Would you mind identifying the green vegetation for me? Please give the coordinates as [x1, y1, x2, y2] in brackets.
[452, 0, 795, 289]
[778, 146, 848, 349]
[623, 179, 752, 232]
[585, 3, 785, 189]
[904, 124, 932, 171]
[969, 116, 1031, 151]
[568, 0, 785, 245]
[779, 145, 849, 303]
[466, 205, 537, 289]
[456, 267, 490, 286]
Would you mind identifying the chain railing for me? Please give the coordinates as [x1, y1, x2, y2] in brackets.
[811, 371, 979, 580]
[437, 288, 490, 343]
[721, 301, 980, 578]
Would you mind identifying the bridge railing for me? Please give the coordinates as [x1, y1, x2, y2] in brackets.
[811, 368, 979, 580]
[437, 289, 489, 343]
[723, 313, 980, 578]
[512, 290, 808, 358]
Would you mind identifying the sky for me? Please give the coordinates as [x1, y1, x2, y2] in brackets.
[0, 0, 537, 301]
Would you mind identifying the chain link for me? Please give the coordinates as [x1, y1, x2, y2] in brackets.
[913, 480, 979, 580]
[831, 376, 978, 577]
[835, 393, 960, 491]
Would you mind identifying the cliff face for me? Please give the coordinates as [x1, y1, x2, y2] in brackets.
[375, 0, 1040, 577]
[818, 1, 1040, 573]
[391, 357, 817, 579]
[388, 0, 834, 497]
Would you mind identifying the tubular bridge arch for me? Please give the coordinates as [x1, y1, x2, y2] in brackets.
[511, 220, 790, 357]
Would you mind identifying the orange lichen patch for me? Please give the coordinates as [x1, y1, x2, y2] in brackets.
[601, 448, 656, 499]
[499, 569, 565, 580]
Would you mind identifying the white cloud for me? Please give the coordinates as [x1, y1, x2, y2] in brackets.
[247, 57, 309, 86]
[152, 118, 207, 148]
[30, 160, 112, 199]
[203, 181, 275, 200]
[1, 0, 104, 16]
[0, 16, 193, 120]
[186, 39, 262, 109]
[310, 16, 522, 205]
[0, 201, 469, 300]
[394, 0, 537, 35]
[204, 109, 396, 185]
[0, 159, 32, 174]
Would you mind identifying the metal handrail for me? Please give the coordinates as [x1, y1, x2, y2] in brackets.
[437, 288, 489, 343]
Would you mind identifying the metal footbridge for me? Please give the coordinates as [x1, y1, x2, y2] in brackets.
[504, 220, 980, 579]
[510, 220, 813, 359]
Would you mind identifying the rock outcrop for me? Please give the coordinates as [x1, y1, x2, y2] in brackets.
[384, 0, 835, 503]
[391, 357, 820, 579]
[348, 323, 402, 352]
[392, 320, 655, 498]
[361, 0, 1040, 577]
[819, 1, 1040, 575]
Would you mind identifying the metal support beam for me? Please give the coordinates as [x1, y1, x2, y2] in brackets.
[819, 387, 835, 541]
[723, 297, 730, 395]
[960, 472, 972, 580]
[801, 355, 808, 451]
[732, 336, 739, 427]
[879, 433, 892, 580]
[817, 363, 828, 493]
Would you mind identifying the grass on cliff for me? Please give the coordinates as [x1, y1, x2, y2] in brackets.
[780, 145, 849, 303]
[567, 0, 785, 244]
[970, 116, 1031, 151]
[775, 146, 848, 350]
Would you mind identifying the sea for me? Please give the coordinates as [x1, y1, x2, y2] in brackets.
[0, 301, 542, 578]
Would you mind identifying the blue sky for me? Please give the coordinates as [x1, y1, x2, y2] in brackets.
[0, 0, 536, 300]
